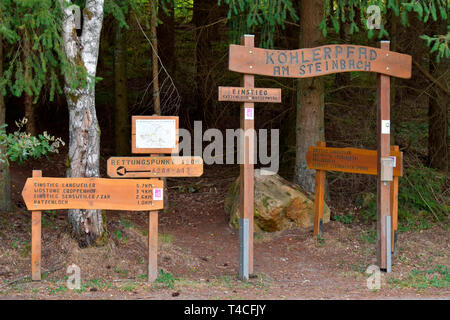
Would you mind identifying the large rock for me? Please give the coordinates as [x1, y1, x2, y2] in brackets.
[225, 172, 330, 232]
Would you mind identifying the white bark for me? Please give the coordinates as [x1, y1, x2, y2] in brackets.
[60, 0, 105, 246]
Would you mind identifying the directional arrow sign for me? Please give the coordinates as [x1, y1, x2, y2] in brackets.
[107, 156, 204, 178]
[21, 177, 164, 211]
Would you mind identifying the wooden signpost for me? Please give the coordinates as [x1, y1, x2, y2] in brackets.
[307, 142, 403, 254]
[22, 170, 164, 281]
[24, 115, 203, 282]
[223, 36, 411, 275]
[218, 35, 283, 281]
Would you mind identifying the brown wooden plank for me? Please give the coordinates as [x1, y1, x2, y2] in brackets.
[229, 44, 412, 79]
[148, 210, 158, 282]
[240, 35, 255, 276]
[218, 86, 282, 103]
[313, 142, 326, 237]
[107, 156, 203, 178]
[31, 170, 42, 281]
[132, 115, 179, 154]
[21, 177, 164, 211]
[377, 41, 391, 270]
[306, 146, 403, 176]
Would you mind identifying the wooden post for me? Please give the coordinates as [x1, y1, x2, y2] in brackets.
[376, 41, 391, 271]
[313, 142, 326, 237]
[148, 153, 159, 283]
[239, 34, 255, 280]
[390, 146, 399, 254]
[148, 210, 158, 282]
[31, 170, 42, 281]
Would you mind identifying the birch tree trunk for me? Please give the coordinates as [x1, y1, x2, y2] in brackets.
[294, 0, 325, 192]
[60, 0, 105, 247]
[0, 33, 11, 211]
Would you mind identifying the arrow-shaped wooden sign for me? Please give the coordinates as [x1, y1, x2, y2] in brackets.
[21, 177, 164, 211]
[107, 156, 204, 178]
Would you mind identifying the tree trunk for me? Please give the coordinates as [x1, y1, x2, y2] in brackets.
[61, 0, 105, 247]
[294, 0, 325, 192]
[427, 18, 449, 172]
[150, 0, 161, 114]
[22, 31, 36, 135]
[0, 33, 11, 211]
[114, 18, 129, 156]
[158, 0, 176, 75]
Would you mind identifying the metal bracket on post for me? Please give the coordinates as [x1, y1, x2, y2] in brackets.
[239, 218, 249, 281]
[380, 157, 394, 182]
[386, 215, 392, 273]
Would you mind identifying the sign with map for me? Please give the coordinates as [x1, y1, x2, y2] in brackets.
[132, 116, 179, 154]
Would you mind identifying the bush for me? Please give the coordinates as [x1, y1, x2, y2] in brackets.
[357, 165, 448, 231]
[0, 118, 64, 164]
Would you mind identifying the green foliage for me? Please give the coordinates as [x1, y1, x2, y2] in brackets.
[321, 0, 449, 61]
[114, 229, 127, 244]
[0, 118, 64, 164]
[398, 165, 448, 230]
[389, 265, 450, 289]
[153, 269, 176, 289]
[420, 33, 450, 63]
[334, 213, 355, 224]
[357, 165, 448, 230]
[219, 0, 299, 48]
[0, 0, 86, 101]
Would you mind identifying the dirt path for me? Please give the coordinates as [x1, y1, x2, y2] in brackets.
[0, 154, 448, 299]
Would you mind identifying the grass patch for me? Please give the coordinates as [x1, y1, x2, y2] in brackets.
[153, 269, 176, 289]
[388, 265, 450, 289]
[159, 233, 175, 244]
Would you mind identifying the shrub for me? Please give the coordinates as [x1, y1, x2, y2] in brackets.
[0, 118, 64, 164]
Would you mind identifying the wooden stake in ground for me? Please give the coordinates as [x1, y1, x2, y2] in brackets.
[313, 142, 326, 237]
[377, 41, 392, 272]
[239, 35, 255, 280]
[31, 170, 42, 281]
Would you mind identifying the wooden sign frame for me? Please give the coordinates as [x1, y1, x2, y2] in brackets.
[309, 142, 402, 255]
[131, 116, 179, 154]
[222, 36, 412, 276]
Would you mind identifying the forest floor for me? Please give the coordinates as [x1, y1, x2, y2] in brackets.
[0, 151, 448, 300]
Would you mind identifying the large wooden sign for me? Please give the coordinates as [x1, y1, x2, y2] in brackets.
[218, 86, 281, 103]
[21, 177, 164, 211]
[132, 116, 179, 154]
[306, 146, 403, 176]
[229, 44, 412, 79]
[107, 156, 204, 178]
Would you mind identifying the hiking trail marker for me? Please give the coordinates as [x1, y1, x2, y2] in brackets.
[223, 36, 411, 277]
[128, 115, 203, 282]
[219, 35, 283, 281]
[307, 142, 403, 254]
[107, 156, 203, 178]
[23, 115, 203, 282]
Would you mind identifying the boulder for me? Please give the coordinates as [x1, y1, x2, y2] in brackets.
[225, 172, 330, 232]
